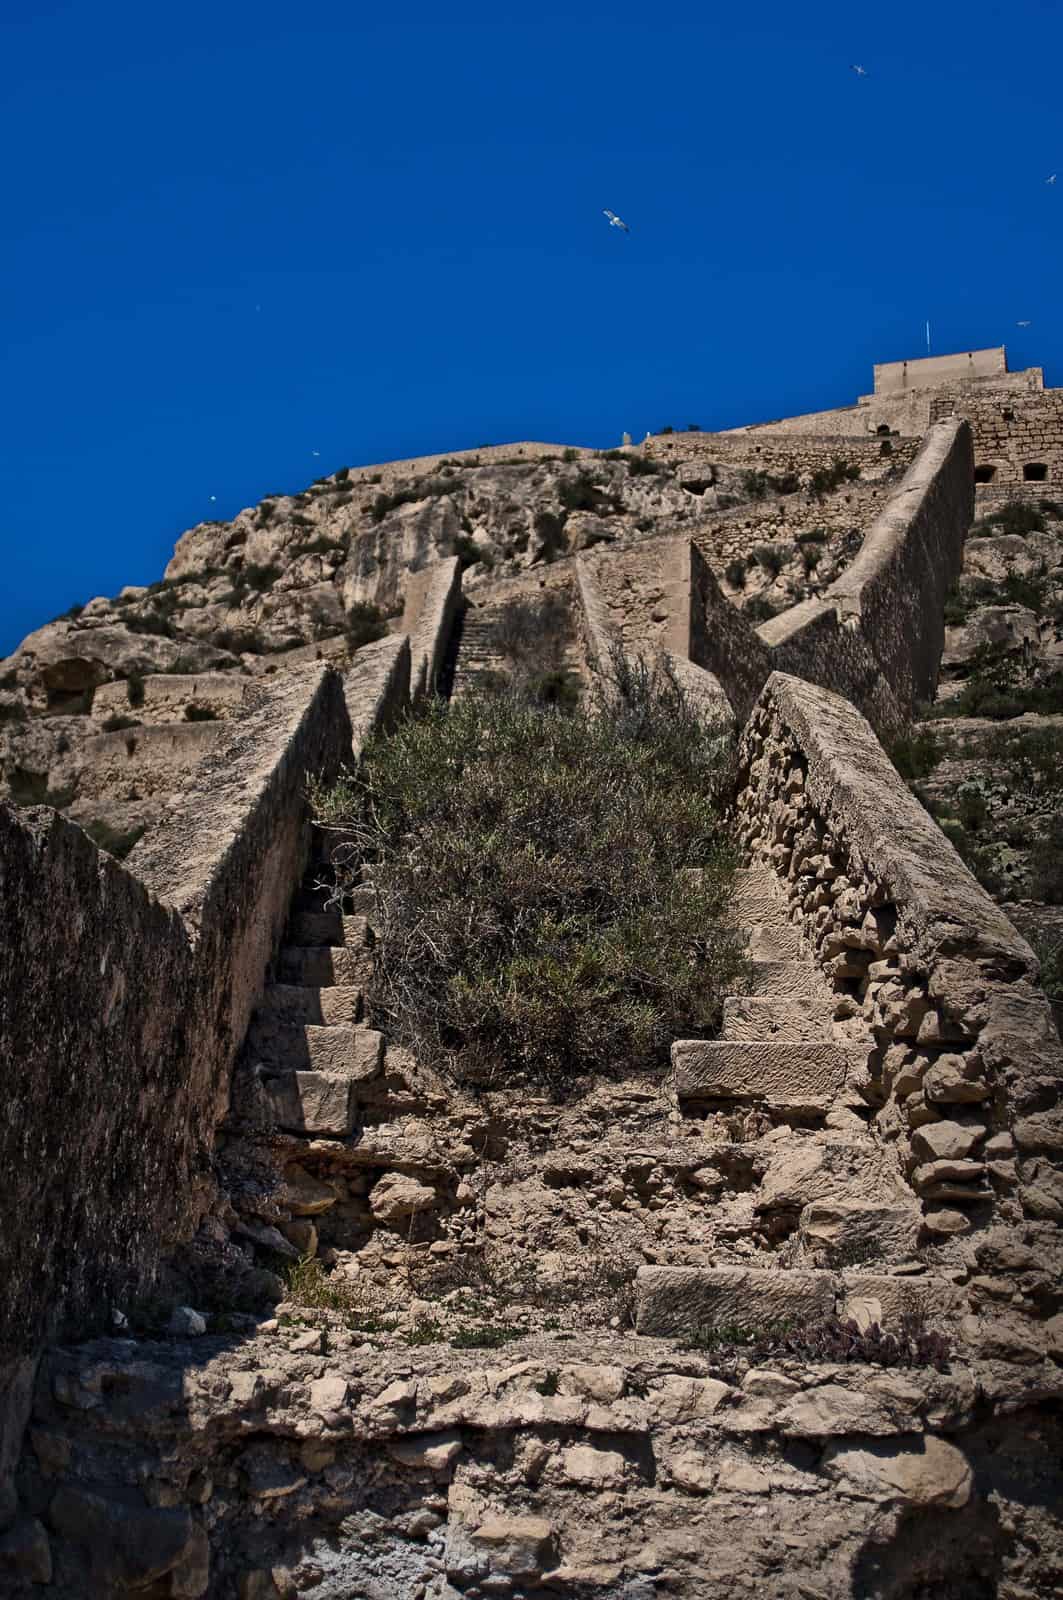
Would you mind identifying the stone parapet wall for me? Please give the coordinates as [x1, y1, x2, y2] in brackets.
[402, 557, 462, 699]
[825, 418, 973, 713]
[644, 431, 917, 478]
[0, 645, 412, 1368]
[736, 673, 1063, 1349]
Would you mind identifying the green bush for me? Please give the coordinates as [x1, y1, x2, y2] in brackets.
[534, 510, 567, 563]
[345, 602, 388, 652]
[126, 673, 145, 708]
[184, 704, 217, 722]
[800, 544, 821, 575]
[743, 596, 778, 623]
[809, 459, 860, 497]
[988, 726, 1063, 797]
[101, 714, 141, 733]
[1030, 814, 1063, 903]
[888, 727, 941, 780]
[741, 470, 770, 501]
[752, 543, 784, 578]
[308, 658, 743, 1096]
[973, 501, 1045, 537]
[626, 453, 665, 477]
[1031, 931, 1063, 1013]
[724, 560, 747, 590]
[488, 594, 571, 677]
[562, 447, 580, 463]
[452, 534, 490, 571]
[930, 645, 1063, 721]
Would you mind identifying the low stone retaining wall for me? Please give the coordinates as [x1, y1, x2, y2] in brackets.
[736, 672, 1063, 1355]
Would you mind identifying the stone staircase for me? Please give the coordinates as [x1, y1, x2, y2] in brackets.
[443, 604, 511, 699]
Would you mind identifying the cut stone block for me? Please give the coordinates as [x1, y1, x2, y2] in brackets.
[673, 1040, 853, 1108]
[745, 961, 826, 999]
[288, 910, 345, 947]
[730, 867, 789, 924]
[278, 946, 372, 987]
[722, 996, 835, 1043]
[747, 923, 804, 961]
[798, 1200, 921, 1265]
[636, 1265, 836, 1337]
[838, 1272, 962, 1331]
[248, 1020, 383, 1078]
[259, 1071, 356, 1136]
[255, 984, 362, 1026]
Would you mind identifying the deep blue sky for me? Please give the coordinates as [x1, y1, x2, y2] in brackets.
[2, 0, 1061, 654]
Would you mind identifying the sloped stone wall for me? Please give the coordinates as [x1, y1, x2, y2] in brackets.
[736, 672, 1063, 1359]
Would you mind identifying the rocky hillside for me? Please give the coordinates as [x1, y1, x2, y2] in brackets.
[0, 439, 911, 853]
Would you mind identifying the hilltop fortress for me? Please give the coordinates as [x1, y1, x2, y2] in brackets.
[0, 351, 1061, 1597]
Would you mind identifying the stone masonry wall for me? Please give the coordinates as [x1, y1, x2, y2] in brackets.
[0, 641, 411, 1517]
[825, 418, 973, 714]
[930, 387, 1063, 486]
[736, 672, 1063, 1359]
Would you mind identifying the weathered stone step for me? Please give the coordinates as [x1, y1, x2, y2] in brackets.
[278, 945, 371, 987]
[672, 1040, 855, 1111]
[721, 995, 835, 1043]
[257, 1069, 363, 1136]
[255, 983, 363, 1027]
[289, 909, 345, 946]
[745, 960, 827, 999]
[730, 866, 792, 926]
[635, 1265, 960, 1337]
[746, 922, 804, 961]
[249, 1021, 383, 1075]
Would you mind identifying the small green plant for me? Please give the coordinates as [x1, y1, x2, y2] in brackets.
[1029, 813, 1063, 903]
[800, 544, 821, 574]
[888, 727, 941, 781]
[453, 534, 490, 571]
[101, 714, 141, 733]
[405, 1316, 445, 1346]
[808, 459, 861, 497]
[534, 510, 567, 563]
[626, 453, 665, 477]
[535, 1370, 561, 1395]
[724, 559, 747, 589]
[562, 447, 580, 462]
[184, 704, 217, 722]
[450, 1325, 524, 1349]
[1031, 932, 1063, 1016]
[126, 673, 145, 708]
[880, 439, 893, 456]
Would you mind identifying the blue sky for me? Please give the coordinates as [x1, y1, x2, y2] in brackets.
[2, 0, 1061, 653]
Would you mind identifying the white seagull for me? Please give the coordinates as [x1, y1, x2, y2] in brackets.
[603, 208, 630, 233]
[312, 449, 320, 457]
[1047, 174, 1057, 185]
[850, 63, 868, 76]
[1017, 320, 1032, 327]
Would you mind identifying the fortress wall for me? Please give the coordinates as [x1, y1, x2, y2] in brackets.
[74, 720, 227, 801]
[755, 598, 907, 742]
[737, 673, 1062, 1331]
[90, 673, 248, 725]
[403, 556, 462, 698]
[574, 551, 623, 688]
[930, 388, 1063, 486]
[825, 418, 974, 714]
[578, 538, 691, 657]
[0, 645, 410, 1377]
[644, 432, 918, 478]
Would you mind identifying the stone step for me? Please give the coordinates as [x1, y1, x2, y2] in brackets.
[672, 1040, 855, 1112]
[248, 1020, 384, 1076]
[277, 945, 372, 988]
[257, 1070, 359, 1137]
[255, 984, 363, 1027]
[721, 995, 836, 1043]
[635, 1265, 960, 1337]
[289, 909, 345, 946]
[636, 1265, 836, 1337]
[730, 866, 792, 927]
[744, 960, 827, 999]
[746, 922, 804, 961]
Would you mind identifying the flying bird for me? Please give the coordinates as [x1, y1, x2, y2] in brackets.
[312, 449, 320, 456]
[603, 209, 630, 233]
[850, 63, 868, 76]
[1047, 174, 1057, 185]
[209, 495, 217, 503]
[1017, 320, 1032, 327]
